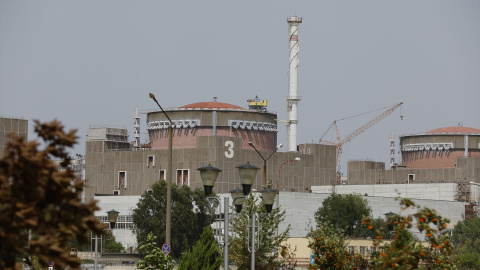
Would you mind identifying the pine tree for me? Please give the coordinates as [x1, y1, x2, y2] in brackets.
[136, 232, 174, 270]
[229, 193, 292, 270]
[178, 226, 222, 270]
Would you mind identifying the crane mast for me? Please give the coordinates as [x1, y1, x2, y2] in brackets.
[320, 102, 403, 178]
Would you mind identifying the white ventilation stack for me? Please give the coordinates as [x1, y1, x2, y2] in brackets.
[286, 16, 302, 152]
[133, 108, 140, 148]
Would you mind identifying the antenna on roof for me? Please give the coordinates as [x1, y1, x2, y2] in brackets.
[213, 97, 217, 102]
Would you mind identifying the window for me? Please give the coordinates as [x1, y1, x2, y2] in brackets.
[348, 246, 355, 254]
[159, 170, 166, 180]
[113, 190, 120, 195]
[148, 155, 154, 167]
[98, 215, 134, 229]
[408, 174, 415, 184]
[177, 169, 189, 186]
[118, 171, 127, 189]
[360, 246, 366, 255]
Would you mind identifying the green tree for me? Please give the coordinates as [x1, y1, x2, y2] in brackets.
[452, 217, 480, 269]
[136, 232, 174, 270]
[229, 194, 292, 270]
[314, 194, 372, 237]
[132, 180, 215, 258]
[178, 226, 222, 270]
[104, 230, 124, 253]
[363, 198, 456, 269]
[0, 120, 104, 270]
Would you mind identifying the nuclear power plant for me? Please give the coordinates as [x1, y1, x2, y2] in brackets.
[1, 15, 479, 257]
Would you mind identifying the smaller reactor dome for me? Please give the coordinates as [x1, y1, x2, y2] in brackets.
[400, 126, 480, 169]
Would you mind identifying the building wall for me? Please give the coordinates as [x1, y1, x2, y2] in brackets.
[83, 135, 337, 202]
[94, 195, 140, 252]
[279, 192, 466, 238]
[0, 117, 28, 157]
[347, 157, 480, 185]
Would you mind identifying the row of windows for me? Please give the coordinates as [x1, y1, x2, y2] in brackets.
[98, 215, 134, 229]
[115, 169, 191, 192]
[348, 246, 377, 256]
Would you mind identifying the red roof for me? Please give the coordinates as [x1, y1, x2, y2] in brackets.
[180, 102, 245, 110]
[426, 126, 480, 134]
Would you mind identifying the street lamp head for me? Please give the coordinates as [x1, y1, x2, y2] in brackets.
[276, 144, 283, 150]
[248, 141, 255, 147]
[106, 209, 120, 229]
[197, 164, 222, 196]
[230, 188, 245, 213]
[236, 162, 260, 195]
[260, 188, 277, 213]
[294, 157, 301, 161]
[148, 92, 156, 100]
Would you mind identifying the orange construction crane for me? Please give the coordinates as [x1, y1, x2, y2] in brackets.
[319, 102, 403, 179]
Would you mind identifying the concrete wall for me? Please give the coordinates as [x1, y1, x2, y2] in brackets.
[311, 183, 459, 201]
[278, 192, 467, 238]
[84, 136, 337, 202]
[347, 157, 480, 185]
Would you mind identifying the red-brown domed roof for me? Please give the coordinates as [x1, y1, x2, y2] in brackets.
[180, 102, 245, 110]
[426, 126, 480, 134]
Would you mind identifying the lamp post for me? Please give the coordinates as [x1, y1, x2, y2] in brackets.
[201, 162, 277, 270]
[276, 157, 301, 209]
[248, 142, 283, 187]
[95, 210, 119, 270]
[197, 165, 228, 270]
[149, 93, 173, 246]
[384, 211, 396, 239]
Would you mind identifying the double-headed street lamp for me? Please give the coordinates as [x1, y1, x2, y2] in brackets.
[198, 162, 277, 270]
[248, 142, 283, 187]
[149, 93, 173, 246]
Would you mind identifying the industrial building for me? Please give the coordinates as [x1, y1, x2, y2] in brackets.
[345, 126, 480, 186]
[83, 99, 337, 203]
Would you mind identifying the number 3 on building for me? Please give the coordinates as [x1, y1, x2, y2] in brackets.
[225, 141, 234, 158]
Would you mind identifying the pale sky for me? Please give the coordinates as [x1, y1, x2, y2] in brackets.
[1, 1, 479, 174]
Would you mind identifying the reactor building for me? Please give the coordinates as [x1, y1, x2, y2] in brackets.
[83, 98, 337, 203]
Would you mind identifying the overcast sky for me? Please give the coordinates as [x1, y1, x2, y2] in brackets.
[1, 1, 479, 173]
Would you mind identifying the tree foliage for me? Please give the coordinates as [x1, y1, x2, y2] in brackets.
[136, 232, 174, 270]
[452, 217, 480, 269]
[229, 193, 292, 270]
[309, 221, 362, 270]
[104, 230, 124, 253]
[178, 226, 222, 270]
[132, 180, 215, 258]
[314, 194, 372, 237]
[0, 120, 104, 270]
[363, 198, 456, 269]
